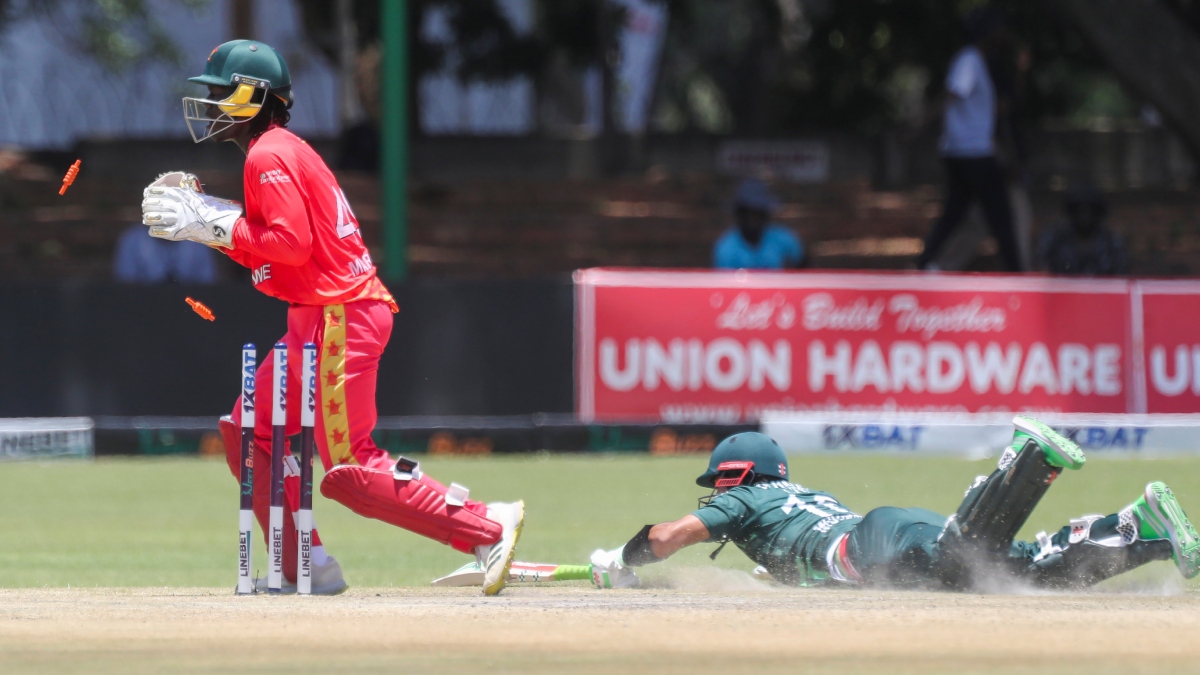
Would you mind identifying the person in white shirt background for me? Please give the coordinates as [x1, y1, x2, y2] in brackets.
[916, 8, 1023, 273]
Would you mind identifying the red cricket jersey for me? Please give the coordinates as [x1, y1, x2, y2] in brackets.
[226, 126, 395, 310]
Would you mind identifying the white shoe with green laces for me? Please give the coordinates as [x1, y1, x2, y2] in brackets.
[1129, 482, 1200, 579]
[1012, 416, 1086, 470]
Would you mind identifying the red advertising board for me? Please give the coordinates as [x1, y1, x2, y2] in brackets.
[576, 269, 1154, 422]
[1138, 282, 1200, 414]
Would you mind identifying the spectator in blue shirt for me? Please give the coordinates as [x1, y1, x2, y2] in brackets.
[113, 223, 217, 284]
[713, 179, 805, 270]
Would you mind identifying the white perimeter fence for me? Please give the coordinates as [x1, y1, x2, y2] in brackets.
[762, 412, 1200, 458]
[4, 413, 1200, 461]
[0, 418, 94, 460]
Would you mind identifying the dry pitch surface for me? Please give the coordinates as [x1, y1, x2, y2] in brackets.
[3, 584, 1199, 674]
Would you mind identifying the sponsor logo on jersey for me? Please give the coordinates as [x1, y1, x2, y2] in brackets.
[252, 264, 272, 286]
[259, 169, 292, 185]
[756, 480, 811, 493]
[348, 250, 374, 277]
[813, 514, 858, 533]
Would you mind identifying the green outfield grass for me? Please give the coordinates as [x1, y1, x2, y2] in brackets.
[1, 453, 1198, 589]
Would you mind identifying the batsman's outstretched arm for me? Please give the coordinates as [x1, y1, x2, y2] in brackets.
[589, 515, 711, 589]
[646, 516, 711, 560]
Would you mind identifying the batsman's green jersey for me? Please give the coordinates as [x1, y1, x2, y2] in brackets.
[692, 480, 862, 585]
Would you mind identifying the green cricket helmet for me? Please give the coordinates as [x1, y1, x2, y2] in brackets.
[696, 432, 789, 488]
[183, 40, 293, 143]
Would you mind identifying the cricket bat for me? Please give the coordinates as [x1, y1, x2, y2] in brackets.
[431, 561, 593, 587]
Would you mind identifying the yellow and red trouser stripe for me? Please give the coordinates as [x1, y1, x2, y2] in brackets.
[311, 300, 394, 471]
[320, 304, 353, 466]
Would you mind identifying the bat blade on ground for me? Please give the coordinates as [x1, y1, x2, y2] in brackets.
[431, 562, 592, 587]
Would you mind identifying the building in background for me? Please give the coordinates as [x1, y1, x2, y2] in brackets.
[419, 0, 535, 135]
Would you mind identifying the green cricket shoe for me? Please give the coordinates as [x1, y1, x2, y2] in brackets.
[1130, 482, 1200, 579]
[1012, 416, 1086, 470]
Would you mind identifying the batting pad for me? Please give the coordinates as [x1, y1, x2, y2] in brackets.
[320, 465, 502, 553]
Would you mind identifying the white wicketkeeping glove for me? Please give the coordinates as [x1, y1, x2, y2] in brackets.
[141, 171, 241, 249]
[147, 171, 204, 192]
[589, 546, 640, 589]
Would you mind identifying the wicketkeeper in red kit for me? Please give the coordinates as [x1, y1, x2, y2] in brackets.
[140, 40, 524, 595]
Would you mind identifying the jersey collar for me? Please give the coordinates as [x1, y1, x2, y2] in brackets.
[248, 123, 283, 151]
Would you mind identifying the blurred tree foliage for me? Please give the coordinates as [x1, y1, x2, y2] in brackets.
[654, 0, 1146, 135]
[295, 0, 626, 133]
[0, 0, 1186, 138]
[297, 0, 542, 85]
[1058, 0, 1200, 160]
[1165, 0, 1200, 29]
[0, 0, 1188, 136]
[293, 0, 1163, 137]
[0, 0, 208, 70]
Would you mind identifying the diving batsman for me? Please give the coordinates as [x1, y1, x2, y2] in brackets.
[140, 40, 523, 595]
[590, 418, 1200, 591]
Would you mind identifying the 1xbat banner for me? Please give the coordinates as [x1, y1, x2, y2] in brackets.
[574, 270, 1194, 422]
